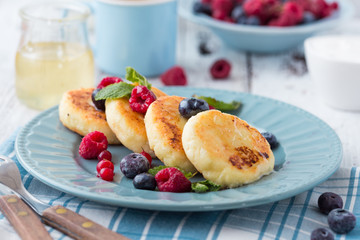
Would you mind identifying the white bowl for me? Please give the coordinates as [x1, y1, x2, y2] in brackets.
[179, 0, 355, 53]
[305, 35, 360, 111]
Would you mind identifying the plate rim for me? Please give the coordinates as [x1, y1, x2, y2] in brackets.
[15, 87, 343, 211]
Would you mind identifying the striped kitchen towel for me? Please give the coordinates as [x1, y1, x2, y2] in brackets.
[0, 132, 359, 240]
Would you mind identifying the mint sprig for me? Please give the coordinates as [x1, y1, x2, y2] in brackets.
[125, 67, 152, 89]
[148, 166, 196, 179]
[95, 82, 135, 100]
[191, 180, 221, 193]
[193, 95, 241, 111]
[95, 67, 152, 101]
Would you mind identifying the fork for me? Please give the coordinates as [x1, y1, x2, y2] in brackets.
[0, 155, 129, 240]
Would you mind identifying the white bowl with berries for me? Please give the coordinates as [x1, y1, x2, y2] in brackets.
[179, 0, 355, 53]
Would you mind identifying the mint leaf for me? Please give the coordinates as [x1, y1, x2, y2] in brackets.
[194, 95, 241, 111]
[191, 180, 221, 193]
[95, 82, 134, 100]
[148, 166, 196, 179]
[148, 166, 168, 176]
[125, 67, 152, 89]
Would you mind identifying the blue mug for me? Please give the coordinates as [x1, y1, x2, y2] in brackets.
[92, 0, 177, 77]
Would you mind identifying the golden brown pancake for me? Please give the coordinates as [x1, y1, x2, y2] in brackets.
[105, 86, 167, 156]
[182, 110, 274, 188]
[144, 96, 197, 173]
[59, 88, 120, 144]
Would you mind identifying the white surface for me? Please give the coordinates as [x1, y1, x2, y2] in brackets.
[0, 0, 360, 238]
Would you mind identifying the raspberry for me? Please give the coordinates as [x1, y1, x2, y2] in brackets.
[99, 168, 114, 181]
[98, 150, 112, 161]
[97, 76, 122, 89]
[330, 2, 338, 10]
[129, 86, 156, 114]
[155, 167, 191, 193]
[212, 0, 233, 16]
[140, 151, 152, 166]
[79, 131, 108, 159]
[210, 59, 231, 79]
[283, 2, 303, 23]
[160, 66, 187, 86]
[243, 0, 263, 16]
[212, 10, 227, 21]
[309, 0, 329, 19]
[96, 159, 114, 174]
[244, 0, 282, 24]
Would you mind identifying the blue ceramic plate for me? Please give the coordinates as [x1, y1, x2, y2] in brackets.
[15, 87, 342, 211]
[179, 0, 354, 53]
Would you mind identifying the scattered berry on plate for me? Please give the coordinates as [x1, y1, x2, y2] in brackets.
[179, 98, 210, 118]
[79, 131, 108, 159]
[328, 209, 356, 234]
[160, 66, 187, 86]
[261, 131, 279, 149]
[210, 59, 231, 79]
[91, 88, 106, 111]
[97, 150, 112, 162]
[155, 167, 192, 193]
[96, 159, 114, 174]
[140, 151, 152, 166]
[310, 228, 334, 240]
[99, 168, 114, 181]
[133, 173, 157, 190]
[318, 192, 343, 214]
[129, 85, 156, 114]
[120, 153, 150, 179]
[97, 76, 122, 89]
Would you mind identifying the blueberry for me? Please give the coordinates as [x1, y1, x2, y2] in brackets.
[91, 88, 106, 111]
[328, 209, 356, 234]
[245, 16, 260, 26]
[231, 6, 245, 22]
[120, 153, 150, 179]
[193, 2, 212, 16]
[302, 11, 316, 24]
[261, 132, 279, 149]
[133, 173, 157, 190]
[236, 16, 247, 25]
[318, 192, 343, 214]
[179, 98, 209, 118]
[310, 228, 334, 240]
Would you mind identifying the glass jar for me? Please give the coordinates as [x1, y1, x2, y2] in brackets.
[15, 2, 94, 110]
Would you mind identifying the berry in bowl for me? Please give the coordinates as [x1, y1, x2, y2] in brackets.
[179, 0, 355, 53]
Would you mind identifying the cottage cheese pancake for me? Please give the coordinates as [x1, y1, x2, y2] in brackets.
[145, 96, 197, 173]
[182, 110, 274, 188]
[105, 87, 167, 157]
[59, 88, 120, 144]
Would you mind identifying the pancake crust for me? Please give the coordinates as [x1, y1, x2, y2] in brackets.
[105, 86, 167, 157]
[182, 110, 274, 188]
[59, 88, 120, 144]
[144, 96, 197, 173]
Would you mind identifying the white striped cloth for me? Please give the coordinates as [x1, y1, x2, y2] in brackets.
[0, 132, 359, 240]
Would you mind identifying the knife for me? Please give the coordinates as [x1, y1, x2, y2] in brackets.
[0, 155, 129, 240]
[0, 184, 129, 240]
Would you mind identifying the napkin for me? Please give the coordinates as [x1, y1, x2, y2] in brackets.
[0, 131, 359, 240]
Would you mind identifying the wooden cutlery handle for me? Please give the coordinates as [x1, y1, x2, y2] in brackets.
[42, 205, 129, 240]
[0, 195, 52, 240]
